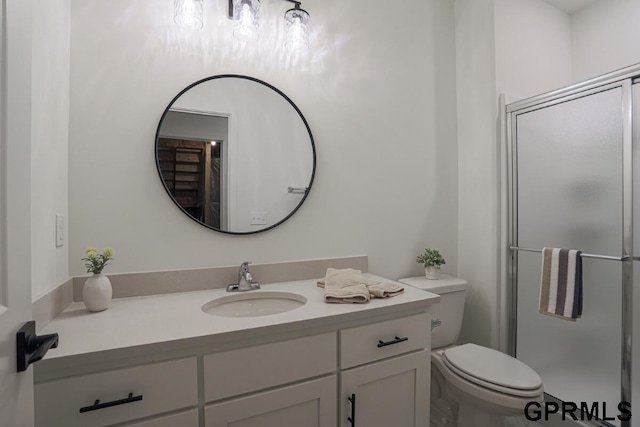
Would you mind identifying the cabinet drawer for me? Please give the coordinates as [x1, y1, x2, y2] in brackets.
[35, 357, 197, 427]
[340, 314, 430, 369]
[204, 332, 336, 402]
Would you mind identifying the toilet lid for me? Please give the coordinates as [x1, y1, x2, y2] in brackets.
[443, 344, 542, 391]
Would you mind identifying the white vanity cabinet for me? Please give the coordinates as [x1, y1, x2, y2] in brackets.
[199, 314, 431, 427]
[339, 314, 431, 427]
[34, 357, 198, 427]
[34, 280, 437, 427]
[202, 333, 337, 426]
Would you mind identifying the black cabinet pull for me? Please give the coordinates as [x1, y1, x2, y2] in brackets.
[347, 393, 356, 426]
[377, 336, 408, 348]
[79, 393, 143, 413]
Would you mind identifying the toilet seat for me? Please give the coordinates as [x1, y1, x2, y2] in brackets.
[431, 346, 544, 423]
[442, 344, 543, 398]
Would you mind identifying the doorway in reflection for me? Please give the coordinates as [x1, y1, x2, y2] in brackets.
[157, 137, 223, 229]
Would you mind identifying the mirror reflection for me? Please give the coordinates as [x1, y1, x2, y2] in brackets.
[155, 75, 316, 234]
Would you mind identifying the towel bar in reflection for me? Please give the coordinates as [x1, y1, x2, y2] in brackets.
[509, 246, 627, 261]
[287, 186, 308, 194]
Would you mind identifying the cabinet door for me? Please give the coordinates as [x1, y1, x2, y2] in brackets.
[123, 409, 199, 427]
[205, 376, 336, 427]
[340, 351, 429, 427]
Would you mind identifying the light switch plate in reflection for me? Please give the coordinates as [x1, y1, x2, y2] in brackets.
[250, 212, 267, 225]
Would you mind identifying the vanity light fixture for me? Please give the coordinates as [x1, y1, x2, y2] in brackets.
[283, 0, 309, 51]
[228, 0, 260, 41]
[226, 0, 310, 50]
[174, 0, 204, 30]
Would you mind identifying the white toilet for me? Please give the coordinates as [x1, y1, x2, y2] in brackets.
[398, 275, 544, 427]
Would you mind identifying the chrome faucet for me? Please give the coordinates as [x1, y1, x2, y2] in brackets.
[226, 261, 261, 292]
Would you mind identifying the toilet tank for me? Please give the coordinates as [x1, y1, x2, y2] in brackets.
[397, 275, 468, 349]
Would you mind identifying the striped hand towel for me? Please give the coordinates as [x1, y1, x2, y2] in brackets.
[539, 247, 583, 321]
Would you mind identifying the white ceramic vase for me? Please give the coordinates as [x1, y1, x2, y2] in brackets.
[425, 266, 441, 280]
[83, 273, 112, 312]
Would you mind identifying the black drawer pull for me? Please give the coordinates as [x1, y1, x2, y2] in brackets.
[79, 392, 143, 413]
[347, 393, 356, 426]
[377, 336, 408, 348]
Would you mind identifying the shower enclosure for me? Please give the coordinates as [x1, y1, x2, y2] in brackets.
[506, 65, 640, 427]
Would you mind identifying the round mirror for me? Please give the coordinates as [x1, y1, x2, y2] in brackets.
[155, 75, 316, 234]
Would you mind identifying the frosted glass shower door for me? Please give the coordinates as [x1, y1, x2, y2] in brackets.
[515, 87, 623, 423]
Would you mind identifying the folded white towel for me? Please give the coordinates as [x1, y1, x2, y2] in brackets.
[539, 247, 583, 321]
[367, 282, 404, 298]
[317, 268, 368, 289]
[323, 284, 370, 304]
[317, 268, 404, 303]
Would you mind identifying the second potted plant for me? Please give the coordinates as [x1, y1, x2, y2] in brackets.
[416, 248, 446, 279]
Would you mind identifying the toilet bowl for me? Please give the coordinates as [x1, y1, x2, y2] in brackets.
[432, 344, 543, 426]
[397, 275, 544, 427]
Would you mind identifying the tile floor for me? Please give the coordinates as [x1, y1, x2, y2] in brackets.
[504, 417, 535, 426]
[503, 414, 592, 426]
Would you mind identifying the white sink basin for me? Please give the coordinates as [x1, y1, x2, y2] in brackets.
[201, 291, 307, 317]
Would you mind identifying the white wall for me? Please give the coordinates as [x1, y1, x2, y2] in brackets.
[455, 0, 572, 349]
[2, 2, 36, 422]
[455, 0, 500, 348]
[571, 0, 640, 82]
[31, 0, 70, 299]
[494, 0, 572, 99]
[68, 0, 459, 279]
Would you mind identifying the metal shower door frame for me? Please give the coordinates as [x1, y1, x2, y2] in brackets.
[505, 64, 640, 426]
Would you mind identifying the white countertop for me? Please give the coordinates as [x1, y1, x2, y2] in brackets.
[39, 275, 439, 369]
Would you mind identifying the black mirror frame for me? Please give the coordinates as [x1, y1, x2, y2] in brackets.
[155, 74, 316, 235]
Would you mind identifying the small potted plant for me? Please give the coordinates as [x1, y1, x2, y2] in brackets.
[82, 247, 114, 312]
[416, 248, 445, 280]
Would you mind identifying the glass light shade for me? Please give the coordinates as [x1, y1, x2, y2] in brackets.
[232, 0, 260, 41]
[284, 7, 310, 51]
[174, 0, 204, 30]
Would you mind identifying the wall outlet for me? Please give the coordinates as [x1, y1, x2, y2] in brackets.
[249, 212, 267, 225]
[55, 214, 64, 247]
